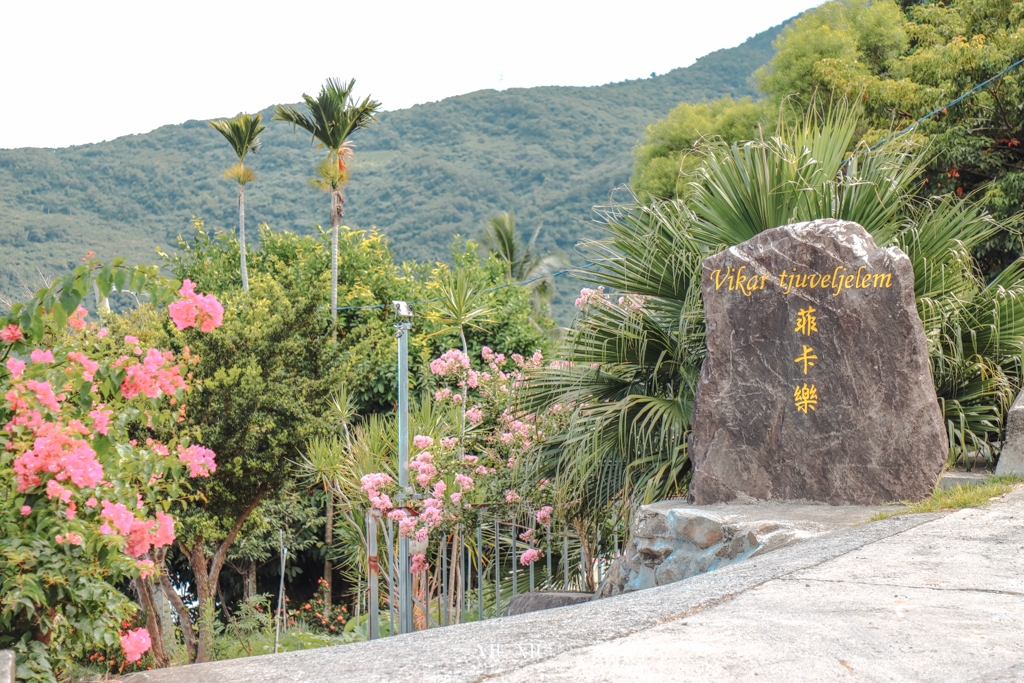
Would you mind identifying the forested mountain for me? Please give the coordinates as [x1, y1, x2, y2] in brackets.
[0, 22, 781, 313]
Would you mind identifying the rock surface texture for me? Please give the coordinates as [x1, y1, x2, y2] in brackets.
[996, 389, 1024, 475]
[505, 592, 594, 616]
[595, 498, 884, 598]
[689, 219, 947, 505]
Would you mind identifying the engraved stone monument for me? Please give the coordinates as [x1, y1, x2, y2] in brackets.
[688, 218, 947, 505]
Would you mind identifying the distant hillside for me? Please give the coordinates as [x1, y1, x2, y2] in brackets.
[0, 22, 781, 317]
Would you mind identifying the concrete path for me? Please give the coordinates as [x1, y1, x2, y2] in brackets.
[130, 487, 1024, 683]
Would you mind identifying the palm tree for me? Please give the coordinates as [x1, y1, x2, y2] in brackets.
[209, 113, 266, 292]
[525, 106, 1024, 519]
[480, 212, 568, 306]
[273, 78, 381, 328]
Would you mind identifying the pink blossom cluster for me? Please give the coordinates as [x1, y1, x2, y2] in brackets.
[168, 279, 224, 332]
[519, 548, 541, 566]
[100, 501, 176, 558]
[429, 349, 470, 377]
[410, 450, 437, 487]
[6, 358, 25, 377]
[177, 444, 217, 477]
[0, 323, 23, 343]
[410, 553, 429, 573]
[617, 294, 648, 312]
[67, 306, 88, 331]
[30, 349, 54, 364]
[10, 421, 103, 492]
[121, 627, 152, 663]
[68, 352, 99, 381]
[575, 286, 606, 311]
[119, 348, 186, 400]
[498, 412, 537, 449]
[55, 532, 84, 545]
[536, 506, 553, 526]
[413, 434, 434, 450]
[360, 472, 394, 512]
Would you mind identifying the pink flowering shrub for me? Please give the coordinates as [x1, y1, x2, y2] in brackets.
[0, 281, 223, 678]
[360, 346, 561, 585]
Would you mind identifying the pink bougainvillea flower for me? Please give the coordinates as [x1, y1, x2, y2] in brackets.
[412, 434, 434, 450]
[97, 327, 108, 339]
[6, 358, 25, 377]
[169, 279, 224, 332]
[124, 335, 139, 345]
[177, 444, 217, 477]
[505, 490, 521, 504]
[120, 628, 152, 663]
[152, 511, 176, 547]
[0, 324, 23, 343]
[100, 500, 135, 536]
[20, 505, 31, 516]
[89, 405, 113, 435]
[465, 406, 483, 425]
[68, 306, 88, 330]
[30, 349, 54, 363]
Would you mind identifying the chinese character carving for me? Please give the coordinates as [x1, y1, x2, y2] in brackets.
[794, 345, 817, 375]
[794, 383, 818, 413]
[795, 306, 818, 336]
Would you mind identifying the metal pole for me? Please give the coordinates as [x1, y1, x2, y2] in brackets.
[458, 529, 465, 624]
[386, 519, 395, 636]
[477, 523, 483, 622]
[368, 512, 379, 640]
[441, 534, 448, 626]
[529, 534, 535, 593]
[511, 522, 518, 599]
[274, 529, 287, 653]
[494, 519, 501, 617]
[546, 522, 552, 581]
[563, 534, 569, 588]
[395, 313, 413, 634]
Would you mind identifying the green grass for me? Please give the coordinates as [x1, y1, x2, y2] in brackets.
[870, 476, 1024, 521]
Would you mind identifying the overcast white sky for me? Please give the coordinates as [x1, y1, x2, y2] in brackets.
[0, 0, 822, 150]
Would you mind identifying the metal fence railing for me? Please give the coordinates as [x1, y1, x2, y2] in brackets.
[359, 510, 626, 638]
